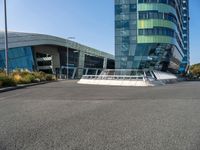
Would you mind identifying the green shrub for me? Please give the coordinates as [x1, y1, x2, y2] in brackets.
[0, 80, 2, 87]
[0, 71, 6, 78]
[32, 71, 46, 81]
[18, 74, 36, 84]
[11, 70, 36, 84]
[45, 74, 55, 81]
[0, 76, 16, 87]
[0, 70, 56, 87]
[0, 72, 5, 77]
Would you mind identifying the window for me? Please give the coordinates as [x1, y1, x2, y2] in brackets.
[130, 4, 137, 12]
[115, 20, 129, 29]
[122, 36, 130, 44]
[138, 27, 177, 38]
[115, 5, 122, 15]
[84, 55, 104, 68]
[139, 11, 177, 25]
[138, 0, 176, 8]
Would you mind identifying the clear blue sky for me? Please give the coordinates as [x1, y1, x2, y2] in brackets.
[0, 0, 199, 64]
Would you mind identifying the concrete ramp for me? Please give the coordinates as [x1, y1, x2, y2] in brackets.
[78, 78, 154, 86]
[78, 70, 177, 87]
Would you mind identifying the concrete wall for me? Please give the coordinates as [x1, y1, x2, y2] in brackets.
[33, 45, 60, 73]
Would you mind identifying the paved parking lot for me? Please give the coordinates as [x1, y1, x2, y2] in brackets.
[0, 81, 200, 150]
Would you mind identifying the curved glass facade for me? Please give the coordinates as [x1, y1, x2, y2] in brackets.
[132, 43, 182, 72]
[115, 0, 189, 74]
[138, 0, 176, 8]
[139, 11, 177, 25]
[138, 27, 176, 37]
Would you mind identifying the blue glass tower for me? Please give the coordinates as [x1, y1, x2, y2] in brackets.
[115, 0, 190, 74]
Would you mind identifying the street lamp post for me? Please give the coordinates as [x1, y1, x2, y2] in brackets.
[72, 50, 79, 79]
[67, 46, 69, 80]
[4, 0, 9, 75]
[66, 37, 75, 80]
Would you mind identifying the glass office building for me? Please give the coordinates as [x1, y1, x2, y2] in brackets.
[0, 31, 114, 78]
[115, 0, 190, 73]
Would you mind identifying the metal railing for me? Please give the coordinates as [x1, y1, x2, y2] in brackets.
[80, 69, 161, 82]
[82, 75, 146, 81]
[79, 69, 178, 86]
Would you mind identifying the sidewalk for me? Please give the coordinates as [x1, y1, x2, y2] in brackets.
[0, 81, 56, 93]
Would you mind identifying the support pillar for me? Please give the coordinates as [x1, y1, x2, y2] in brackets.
[103, 58, 107, 69]
[77, 51, 85, 78]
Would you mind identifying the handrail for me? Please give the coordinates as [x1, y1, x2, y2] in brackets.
[81, 75, 145, 80]
[80, 70, 177, 81]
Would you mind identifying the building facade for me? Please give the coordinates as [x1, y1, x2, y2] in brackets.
[115, 0, 190, 73]
[0, 31, 114, 78]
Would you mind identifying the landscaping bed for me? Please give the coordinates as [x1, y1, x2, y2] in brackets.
[0, 70, 56, 88]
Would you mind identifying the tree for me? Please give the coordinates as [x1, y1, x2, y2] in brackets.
[190, 63, 200, 77]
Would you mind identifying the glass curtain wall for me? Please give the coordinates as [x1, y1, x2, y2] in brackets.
[115, 0, 189, 74]
[0, 46, 34, 71]
[115, 0, 138, 69]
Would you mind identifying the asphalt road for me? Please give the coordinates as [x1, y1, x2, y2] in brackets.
[0, 81, 200, 150]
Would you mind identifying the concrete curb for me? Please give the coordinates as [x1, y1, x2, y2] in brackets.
[0, 81, 57, 93]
